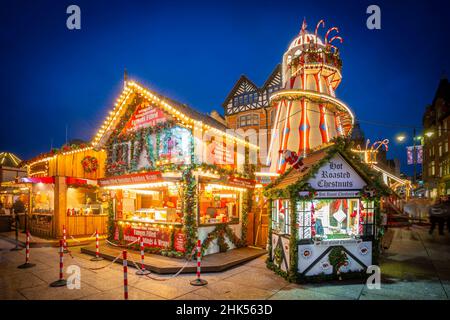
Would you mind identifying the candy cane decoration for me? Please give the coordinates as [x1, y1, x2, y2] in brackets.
[325, 27, 339, 44]
[372, 139, 389, 152]
[329, 35, 343, 45]
[314, 19, 325, 43]
[123, 250, 128, 300]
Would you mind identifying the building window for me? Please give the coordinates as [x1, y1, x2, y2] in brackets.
[439, 143, 443, 157]
[439, 125, 442, 137]
[272, 199, 290, 235]
[238, 114, 259, 127]
[445, 142, 448, 153]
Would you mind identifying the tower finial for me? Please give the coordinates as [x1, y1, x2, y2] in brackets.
[124, 67, 128, 88]
[300, 17, 307, 35]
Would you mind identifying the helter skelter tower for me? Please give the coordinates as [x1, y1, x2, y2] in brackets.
[267, 19, 355, 174]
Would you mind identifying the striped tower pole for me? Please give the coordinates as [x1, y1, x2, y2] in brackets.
[90, 229, 103, 261]
[50, 240, 67, 287]
[123, 250, 128, 300]
[63, 225, 68, 254]
[136, 236, 150, 275]
[190, 239, 208, 286]
[18, 230, 35, 269]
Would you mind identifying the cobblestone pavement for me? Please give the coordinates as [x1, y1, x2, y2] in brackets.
[1, 226, 449, 300]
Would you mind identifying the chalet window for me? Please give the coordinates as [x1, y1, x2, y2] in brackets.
[272, 199, 290, 235]
[297, 201, 312, 240]
[238, 114, 259, 127]
[233, 97, 238, 106]
[361, 200, 375, 238]
[244, 95, 248, 104]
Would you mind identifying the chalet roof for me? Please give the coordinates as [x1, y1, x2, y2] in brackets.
[266, 143, 391, 196]
[162, 95, 229, 131]
[270, 147, 330, 191]
[0, 152, 22, 168]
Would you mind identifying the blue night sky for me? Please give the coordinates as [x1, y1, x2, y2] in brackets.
[0, 0, 449, 176]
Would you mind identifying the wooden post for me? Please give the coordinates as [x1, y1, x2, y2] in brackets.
[53, 176, 67, 239]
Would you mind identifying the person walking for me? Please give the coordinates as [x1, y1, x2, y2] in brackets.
[429, 198, 446, 236]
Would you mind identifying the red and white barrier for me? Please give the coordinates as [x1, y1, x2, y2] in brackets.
[18, 230, 35, 269]
[50, 240, 67, 287]
[63, 225, 68, 253]
[123, 250, 128, 300]
[90, 229, 103, 261]
[190, 239, 208, 286]
[136, 236, 150, 275]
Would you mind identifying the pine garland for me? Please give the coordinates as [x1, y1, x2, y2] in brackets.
[182, 168, 197, 255]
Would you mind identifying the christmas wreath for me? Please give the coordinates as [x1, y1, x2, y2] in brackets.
[328, 247, 348, 275]
[81, 156, 99, 173]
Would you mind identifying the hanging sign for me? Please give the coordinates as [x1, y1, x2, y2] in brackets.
[308, 154, 367, 190]
[99, 171, 162, 187]
[407, 145, 423, 165]
[228, 176, 255, 188]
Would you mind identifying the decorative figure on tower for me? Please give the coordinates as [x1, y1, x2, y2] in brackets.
[267, 19, 355, 174]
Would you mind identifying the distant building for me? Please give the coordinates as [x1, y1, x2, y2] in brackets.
[221, 65, 282, 169]
[0, 152, 26, 182]
[422, 77, 450, 198]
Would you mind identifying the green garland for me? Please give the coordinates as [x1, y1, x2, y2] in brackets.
[182, 168, 197, 256]
[201, 224, 245, 255]
[107, 200, 115, 241]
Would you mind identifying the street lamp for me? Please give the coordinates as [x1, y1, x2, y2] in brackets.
[396, 134, 406, 142]
[425, 131, 434, 138]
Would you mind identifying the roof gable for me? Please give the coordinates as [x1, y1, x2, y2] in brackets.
[221, 75, 259, 108]
[265, 142, 391, 198]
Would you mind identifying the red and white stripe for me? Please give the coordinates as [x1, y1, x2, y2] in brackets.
[63, 225, 67, 251]
[196, 239, 202, 280]
[95, 229, 100, 258]
[25, 230, 30, 263]
[59, 239, 64, 280]
[123, 250, 128, 300]
[140, 236, 145, 272]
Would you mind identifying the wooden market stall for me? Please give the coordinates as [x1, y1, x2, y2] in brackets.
[23, 145, 108, 238]
[264, 142, 390, 282]
[93, 80, 258, 256]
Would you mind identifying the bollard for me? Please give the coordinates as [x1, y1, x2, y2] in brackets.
[190, 239, 208, 286]
[10, 210, 22, 251]
[90, 229, 103, 261]
[136, 236, 150, 275]
[50, 240, 67, 287]
[123, 250, 128, 300]
[63, 225, 68, 254]
[18, 231, 35, 269]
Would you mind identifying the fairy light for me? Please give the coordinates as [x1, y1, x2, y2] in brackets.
[103, 181, 175, 190]
[205, 184, 247, 192]
[92, 80, 259, 150]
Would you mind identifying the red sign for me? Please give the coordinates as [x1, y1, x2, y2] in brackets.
[228, 176, 255, 188]
[174, 231, 186, 253]
[123, 102, 167, 133]
[99, 171, 162, 187]
[116, 224, 185, 252]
